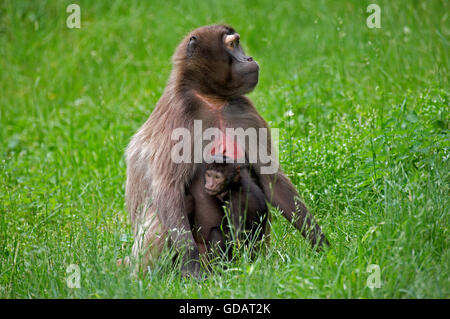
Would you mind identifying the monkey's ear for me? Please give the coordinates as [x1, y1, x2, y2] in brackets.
[186, 36, 197, 58]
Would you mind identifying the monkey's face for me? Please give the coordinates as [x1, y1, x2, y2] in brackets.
[176, 25, 259, 97]
[204, 170, 227, 196]
[222, 32, 259, 96]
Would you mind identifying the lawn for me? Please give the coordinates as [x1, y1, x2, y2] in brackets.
[0, 0, 448, 298]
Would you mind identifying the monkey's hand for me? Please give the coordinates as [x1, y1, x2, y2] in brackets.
[260, 172, 329, 249]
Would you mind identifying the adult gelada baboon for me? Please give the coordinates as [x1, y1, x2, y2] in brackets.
[125, 24, 328, 277]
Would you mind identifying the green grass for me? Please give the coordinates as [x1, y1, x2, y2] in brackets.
[0, 0, 448, 298]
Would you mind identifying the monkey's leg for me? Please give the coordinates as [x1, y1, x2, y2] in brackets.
[209, 227, 227, 257]
[190, 177, 225, 258]
[134, 193, 203, 278]
[163, 211, 203, 278]
[227, 192, 246, 243]
[130, 208, 165, 275]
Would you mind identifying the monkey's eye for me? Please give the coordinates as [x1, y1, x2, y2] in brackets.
[224, 34, 240, 50]
[230, 39, 239, 49]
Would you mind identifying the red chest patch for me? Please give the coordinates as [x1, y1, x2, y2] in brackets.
[209, 130, 245, 160]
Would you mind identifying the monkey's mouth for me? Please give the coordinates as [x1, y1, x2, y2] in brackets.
[245, 69, 259, 85]
[205, 188, 219, 196]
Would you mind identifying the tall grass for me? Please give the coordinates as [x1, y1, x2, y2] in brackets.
[0, 0, 448, 298]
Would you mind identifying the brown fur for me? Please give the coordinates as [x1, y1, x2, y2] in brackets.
[189, 161, 269, 261]
[125, 24, 328, 277]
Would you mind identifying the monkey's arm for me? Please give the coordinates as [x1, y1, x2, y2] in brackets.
[240, 168, 268, 215]
[237, 168, 269, 243]
[190, 175, 227, 251]
[259, 172, 329, 248]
